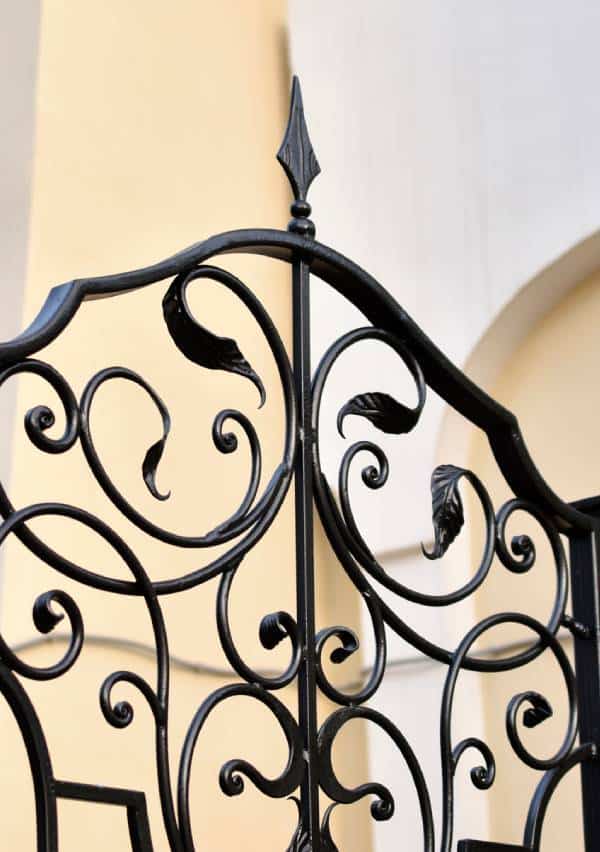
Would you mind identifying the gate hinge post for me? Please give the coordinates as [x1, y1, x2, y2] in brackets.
[567, 498, 600, 851]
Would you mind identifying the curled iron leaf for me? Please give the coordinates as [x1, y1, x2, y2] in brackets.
[141, 402, 171, 501]
[284, 797, 341, 852]
[321, 804, 341, 851]
[163, 271, 266, 406]
[286, 797, 311, 852]
[422, 464, 466, 560]
[337, 391, 420, 438]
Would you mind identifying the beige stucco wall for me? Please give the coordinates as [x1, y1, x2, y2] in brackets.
[0, 2, 371, 850]
[467, 270, 600, 849]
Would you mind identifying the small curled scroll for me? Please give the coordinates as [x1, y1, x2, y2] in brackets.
[315, 589, 386, 706]
[0, 359, 79, 453]
[177, 684, 304, 852]
[506, 668, 576, 771]
[494, 498, 569, 647]
[211, 409, 262, 534]
[495, 497, 562, 575]
[216, 561, 301, 690]
[100, 670, 163, 728]
[452, 737, 496, 791]
[338, 441, 388, 564]
[318, 706, 434, 850]
[496, 500, 541, 574]
[0, 589, 83, 681]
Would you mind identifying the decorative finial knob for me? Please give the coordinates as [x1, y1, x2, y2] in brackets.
[277, 76, 320, 237]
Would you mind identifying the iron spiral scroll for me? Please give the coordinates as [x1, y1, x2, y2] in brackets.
[0, 76, 597, 852]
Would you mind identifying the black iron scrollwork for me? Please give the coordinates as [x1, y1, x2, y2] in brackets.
[0, 74, 596, 852]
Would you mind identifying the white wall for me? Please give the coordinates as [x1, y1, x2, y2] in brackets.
[0, 2, 40, 483]
[0, 5, 40, 626]
[289, 1, 600, 848]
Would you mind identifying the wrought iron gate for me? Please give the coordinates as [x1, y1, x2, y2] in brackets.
[0, 77, 598, 851]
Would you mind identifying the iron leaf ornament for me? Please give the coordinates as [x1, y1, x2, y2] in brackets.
[162, 272, 266, 406]
[422, 464, 466, 559]
[141, 397, 172, 501]
[337, 391, 421, 437]
[286, 825, 310, 852]
[286, 798, 340, 852]
[286, 798, 311, 852]
[320, 804, 341, 852]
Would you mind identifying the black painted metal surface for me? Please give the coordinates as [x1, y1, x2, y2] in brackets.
[458, 842, 527, 852]
[0, 76, 598, 850]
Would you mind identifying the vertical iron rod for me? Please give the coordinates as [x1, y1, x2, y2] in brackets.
[569, 497, 600, 852]
[293, 255, 321, 850]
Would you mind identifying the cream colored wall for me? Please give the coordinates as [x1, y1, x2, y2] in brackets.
[467, 271, 600, 849]
[0, 2, 371, 850]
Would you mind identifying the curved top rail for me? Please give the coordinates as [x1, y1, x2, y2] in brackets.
[0, 225, 594, 533]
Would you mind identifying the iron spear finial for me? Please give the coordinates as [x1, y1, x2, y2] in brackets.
[277, 76, 320, 236]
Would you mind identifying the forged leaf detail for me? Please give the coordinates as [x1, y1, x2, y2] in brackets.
[321, 804, 341, 852]
[285, 798, 340, 852]
[162, 277, 266, 406]
[422, 464, 466, 560]
[337, 391, 420, 437]
[286, 827, 310, 852]
[286, 798, 311, 852]
[142, 390, 172, 501]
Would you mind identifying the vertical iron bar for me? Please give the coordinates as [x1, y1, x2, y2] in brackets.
[568, 497, 600, 852]
[293, 255, 321, 850]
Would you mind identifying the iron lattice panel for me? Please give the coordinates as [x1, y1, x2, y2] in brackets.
[0, 77, 598, 851]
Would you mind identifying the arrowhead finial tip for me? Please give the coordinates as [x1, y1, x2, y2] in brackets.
[277, 76, 320, 236]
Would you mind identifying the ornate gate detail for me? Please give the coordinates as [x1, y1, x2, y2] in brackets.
[0, 77, 598, 851]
